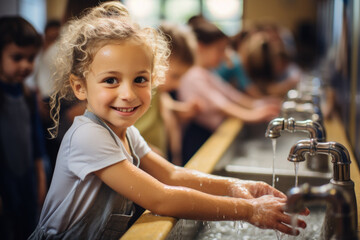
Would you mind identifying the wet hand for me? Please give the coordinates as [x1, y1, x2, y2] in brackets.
[252, 104, 281, 123]
[231, 180, 286, 199]
[247, 195, 307, 236]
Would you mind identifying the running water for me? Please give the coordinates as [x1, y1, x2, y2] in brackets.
[294, 162, 299, 187]
[271, 139, 283, 239]
[271, 139, 277, 187]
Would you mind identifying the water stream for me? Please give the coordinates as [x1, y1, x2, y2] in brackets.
[272, 139, 277, 187]
[294, 162, 300, 187]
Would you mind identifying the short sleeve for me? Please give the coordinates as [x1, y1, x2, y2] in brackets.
[67, 122, 127, 180]
[127, 126, 151, 158]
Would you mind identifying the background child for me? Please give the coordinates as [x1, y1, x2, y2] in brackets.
[177, 15, 282, 163]
[234, 23, 301, 97]
[30, 2, 307, 239]
[0, 16, 47, 240]
[135, 21, 200, 166]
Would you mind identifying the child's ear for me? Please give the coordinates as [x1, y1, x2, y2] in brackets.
[70, 74, 87, 100]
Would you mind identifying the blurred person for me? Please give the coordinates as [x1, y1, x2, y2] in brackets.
[135, 21, 200, 166]
[43, 20, 61, 51]
[215, 27, 265, 98]
[0, 16, 47, 240]
[178, 15, 281, 163]
[239, 23, 301, 97]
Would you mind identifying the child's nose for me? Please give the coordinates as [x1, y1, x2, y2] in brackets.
[119, 82, 136, 101]
[21, 59, 34, 71]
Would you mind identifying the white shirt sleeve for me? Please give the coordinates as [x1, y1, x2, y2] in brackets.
[68, 122, 127, 180]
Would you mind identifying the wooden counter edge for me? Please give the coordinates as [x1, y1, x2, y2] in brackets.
[120, 118, 244, 240]
[324, 114, 360, 230]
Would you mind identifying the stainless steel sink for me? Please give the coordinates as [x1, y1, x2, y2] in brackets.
[166, 206, 326, 240]
[212, 123, 332, 193]
[165, 122, 333, 240]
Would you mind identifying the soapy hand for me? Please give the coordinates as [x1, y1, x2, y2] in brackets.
[247, 195, 307, 236]
[230, 180, 286, 199]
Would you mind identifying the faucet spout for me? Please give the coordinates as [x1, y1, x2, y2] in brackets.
[288, 139, 351, 181]
[265, 117, 326, 141]
[286, 183, 358, 240]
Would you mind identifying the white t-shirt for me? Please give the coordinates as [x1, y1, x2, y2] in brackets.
[38, 115, 150, 234]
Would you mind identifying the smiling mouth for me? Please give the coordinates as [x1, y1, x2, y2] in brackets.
[112, 106, 138, 112]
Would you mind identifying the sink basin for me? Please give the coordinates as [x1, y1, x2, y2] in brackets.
[166, 206, 326, 240]
[212, 123, 332, 193]
[164, 123, 333, 240]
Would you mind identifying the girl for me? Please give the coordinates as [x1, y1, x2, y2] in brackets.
[30, 2, 307, 239]
[0, 16, 47, 239]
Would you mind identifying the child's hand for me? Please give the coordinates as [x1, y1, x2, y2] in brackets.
[247, 195, 307, 236]
[230, 180, 286, 199]
[253, 98, 281, 109]
[245, 180, 286, 199]
[250, 104, 281, 123]
[177, 98, 203, 122]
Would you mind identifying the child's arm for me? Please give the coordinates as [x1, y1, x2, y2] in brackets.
[217, 99, 280, 123]
[140, 152, 286, 199]
[161, 92, 200, 122]
[189, 76, 280, 123]
[94, 152, 306, 235]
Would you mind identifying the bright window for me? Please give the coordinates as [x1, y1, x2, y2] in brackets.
[123, 0, 243, 36]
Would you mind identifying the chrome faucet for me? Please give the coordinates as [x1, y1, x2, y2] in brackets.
[285, 89, 321, 106]
[288, 139, 351, 181]
[265, 117, 328, 171]
[286, 183, 358, 240]
[287, 139, 358, 239]
[281, 101, 322, 123]
[265, 117, 326, 141]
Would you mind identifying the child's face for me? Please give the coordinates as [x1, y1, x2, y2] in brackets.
[0, 43, 38, 83]
[76, 42, 152, 136]
[160, 58, 191, 92]
[199, 38, 228, 69]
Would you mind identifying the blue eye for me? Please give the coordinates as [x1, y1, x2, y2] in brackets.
[134, 76, 147, 84]
[104, 77, 118, 84]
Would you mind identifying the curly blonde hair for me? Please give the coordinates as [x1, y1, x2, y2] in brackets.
[48, 1, 170, 138]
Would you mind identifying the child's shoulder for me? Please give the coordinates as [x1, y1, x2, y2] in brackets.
[127, 125, 143, 139]
[65, 115, 109, 141]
